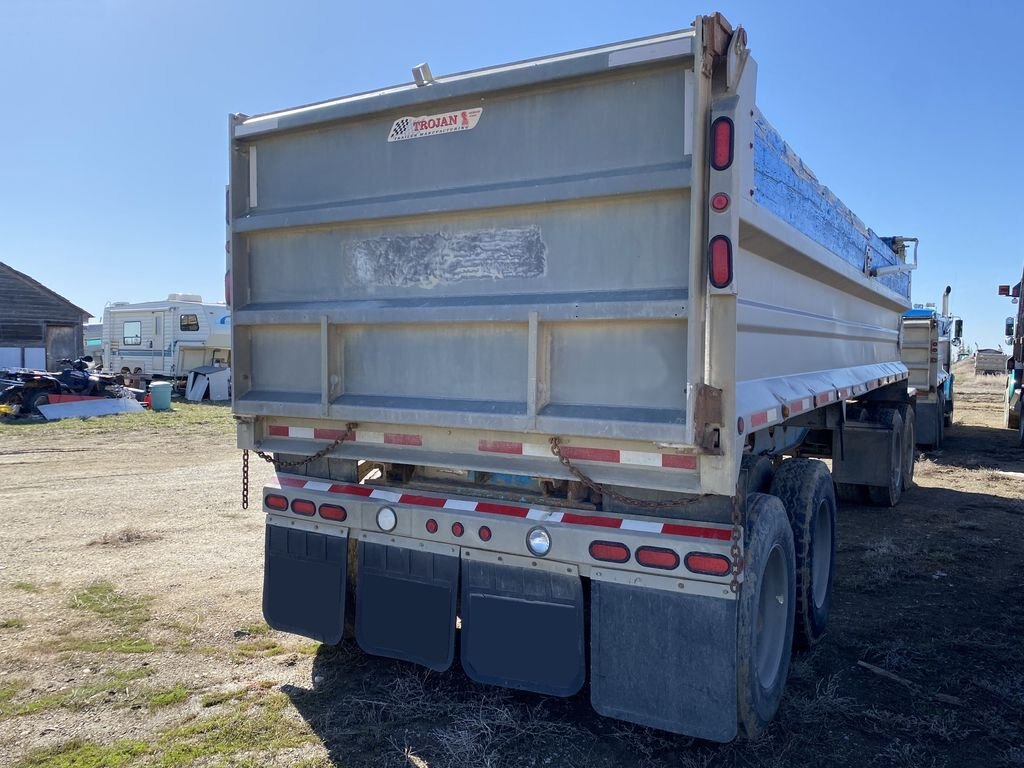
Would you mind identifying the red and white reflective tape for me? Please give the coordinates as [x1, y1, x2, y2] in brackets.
[265, 425, 696, 471]
[271, 475, 731, 542]
[267, 425, 422, 446]
[477, 440, 696, 470]
[744, 370, 909, 434]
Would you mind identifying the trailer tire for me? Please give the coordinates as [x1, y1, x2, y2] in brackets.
[935, 392, 945, 448]
[768, 459, 835, 649]
[865, 410, 903, 508]
[1017, 409, 1024, 449]
[25, 390, 52, 415]
[896, 404, 915, 491]
[741, 454, 775, 495]
[737, 493, 795, 740]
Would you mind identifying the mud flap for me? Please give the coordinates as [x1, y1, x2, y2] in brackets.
[590, 581, 738, 742]
[355, 541, 458, 671]
[263, 524, 347, 645]
[460, 558, 584, 697]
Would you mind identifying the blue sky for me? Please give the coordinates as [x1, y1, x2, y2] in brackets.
[1, 0, 1021, 347]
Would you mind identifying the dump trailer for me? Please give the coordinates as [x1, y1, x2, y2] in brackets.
[228, 14, 918, 741]
[999, 269, 1024, 446]
[900, 287, 961, 448]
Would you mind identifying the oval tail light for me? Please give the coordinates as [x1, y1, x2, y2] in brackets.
[709, 235, 733, 289]
[265, 494, 288, 511]
[589, 541, 630, 564]
[291, 499, 316, 516]
[711, 116, 734, 171]
[318, 504, 347, 522]
[636, 546, 680, 570]
[685, 552, 732, 576]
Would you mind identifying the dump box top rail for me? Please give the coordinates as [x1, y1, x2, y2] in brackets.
[229, 16, 913, 495]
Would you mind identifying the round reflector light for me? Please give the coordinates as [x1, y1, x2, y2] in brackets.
[451, 521, 465, 537]
[711, 192, 730, 212]
[376, 506, 397, 532]
[478, 526, 492, 542]
[526, 527, 551, 557]
[425, 518, 438, 534]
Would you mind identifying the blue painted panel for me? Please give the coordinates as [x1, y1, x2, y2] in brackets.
[903, 308, 936, 319]
[753, 111, 910, 298]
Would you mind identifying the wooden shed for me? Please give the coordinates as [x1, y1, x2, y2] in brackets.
[0, 262, 91, 370]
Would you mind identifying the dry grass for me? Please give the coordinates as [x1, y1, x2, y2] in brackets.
[88, 527, 161, 547]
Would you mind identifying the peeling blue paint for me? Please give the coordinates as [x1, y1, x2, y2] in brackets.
[753, 111, 910, 298]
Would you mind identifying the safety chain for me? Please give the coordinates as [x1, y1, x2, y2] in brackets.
[242, 449, 249, 509]
[729, 495, 743, 594]
[549, 436, 744, 593]
[241, 423, 359, 510]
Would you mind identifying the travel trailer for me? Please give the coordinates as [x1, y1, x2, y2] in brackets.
[102, 294, 230, 381]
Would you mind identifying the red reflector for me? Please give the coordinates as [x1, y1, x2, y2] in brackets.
[318, 504, 347, 521]
[478, 526, 492, 542]
[710, 192, 730, 212]
[589, 541, 630, 564]
[685, 552, 731, 576]
[291, 499, 315, 516]
[711, 116, 734, 171]
[425, 518, 438, 534]
[998, 285, 1010, 296]
[636, 546, 680, 570]
[225, 270, 232, 306]
[708, 235, 733, 289]
[265, 494, 288, 511]
[451, 522, 465, 537]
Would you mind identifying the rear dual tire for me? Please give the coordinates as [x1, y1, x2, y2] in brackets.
[769, 459, 836, 649]
[737, 493, 796, 740]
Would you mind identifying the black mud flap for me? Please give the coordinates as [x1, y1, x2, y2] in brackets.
[355, 541, 458, 671]
[460, 558, 585, 697]
[591, 582, 738, 742]
[263, 525, 347, 645]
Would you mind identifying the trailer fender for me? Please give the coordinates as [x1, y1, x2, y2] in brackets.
[263, 523, 348, 645]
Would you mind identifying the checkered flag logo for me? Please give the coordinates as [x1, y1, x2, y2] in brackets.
[389, 118, 411, 140]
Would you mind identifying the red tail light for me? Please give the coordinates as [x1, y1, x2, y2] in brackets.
[711, 117, 734, 171]
[711, 192, 730, 212]
[636, 546, 680, 570]
[685, 552, 731, 576]
[225, 270, 232, 306]
[291, 499, 315, 516]
[425, 518, 438, 534]
[709, 235, 733, 289]
[451, 522, 465, 537]
[478, 526, 492, 542]
[265, 494, 288, 511]
[318, 504, 347, 521]
[589, 541, 630, 564]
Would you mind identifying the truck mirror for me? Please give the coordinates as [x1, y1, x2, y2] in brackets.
[953, 319, 963, 340]
[1006, 317, 1016, 340]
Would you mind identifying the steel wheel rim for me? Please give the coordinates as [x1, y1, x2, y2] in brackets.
[811, 499, 832, 609]
[756, 543, 788, 688]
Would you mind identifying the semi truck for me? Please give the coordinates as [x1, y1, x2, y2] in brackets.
[900, 287, 961, 448]
[228, 14, 920, 741]
[999, 268, 1023, 446]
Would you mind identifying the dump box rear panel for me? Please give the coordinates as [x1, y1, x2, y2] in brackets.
[233, 51, 697, 441]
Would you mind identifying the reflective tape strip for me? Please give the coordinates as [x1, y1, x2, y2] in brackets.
[269, 475, 731, 542]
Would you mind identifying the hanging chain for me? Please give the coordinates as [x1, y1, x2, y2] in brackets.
[549, 435, 744, 592]
[729, 494, 743, 593]
[241, 423, 358, 509]
[241, 449, 249, 510]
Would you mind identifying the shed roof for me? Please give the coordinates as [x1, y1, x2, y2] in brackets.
[0, 262, 91, 319]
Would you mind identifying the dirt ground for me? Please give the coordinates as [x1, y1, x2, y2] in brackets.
[0, 373, 1021, 768]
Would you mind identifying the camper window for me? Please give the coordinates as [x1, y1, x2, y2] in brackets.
[123, 321, 142, 346]
[180, 314, 199, 332]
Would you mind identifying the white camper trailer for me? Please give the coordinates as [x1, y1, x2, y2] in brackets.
[102, 294, 230, 382]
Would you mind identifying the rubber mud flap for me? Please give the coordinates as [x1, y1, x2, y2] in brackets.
[590, 581, 738, 742]
[356, 541, 457, 671]
[460, 559, 584, 697]
[263, 525, 347, 645]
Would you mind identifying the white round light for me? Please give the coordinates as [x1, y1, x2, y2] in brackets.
[376, 506, 397, 532]
[526, 526, 551, 557]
